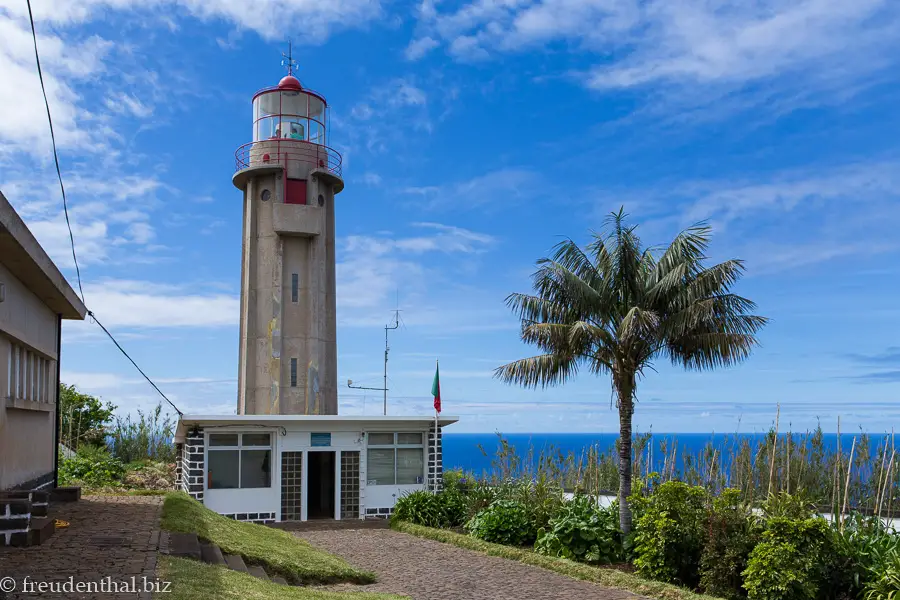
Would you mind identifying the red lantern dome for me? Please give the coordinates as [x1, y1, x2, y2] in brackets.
[278, 75, 302, 91]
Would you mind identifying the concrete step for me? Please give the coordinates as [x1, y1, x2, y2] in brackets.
[224, 554, 248, 574]
[27, 517, 55, 546]
[247, 565, 269, 581]
[169, 532, 202, 560]
[271, 576, 289, 586]
[200, 543, 226, 566]
[50, 487, 81, 503]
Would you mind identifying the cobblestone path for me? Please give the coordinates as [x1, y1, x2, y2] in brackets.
[298, 528, 642, 600]
[0, 495, 164, 600]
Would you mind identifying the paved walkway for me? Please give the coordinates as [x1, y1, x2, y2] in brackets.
[298, 529, 641, 600]
[0, 495, 164, 600]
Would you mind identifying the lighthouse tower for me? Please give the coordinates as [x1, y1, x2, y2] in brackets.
[232, 62, 343, 416]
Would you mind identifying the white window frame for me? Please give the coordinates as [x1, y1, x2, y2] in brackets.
[207, 432, 273, 490]
[366, 432, 425, 486]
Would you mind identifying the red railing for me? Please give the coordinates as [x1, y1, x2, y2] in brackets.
[234, 141, 343, 178]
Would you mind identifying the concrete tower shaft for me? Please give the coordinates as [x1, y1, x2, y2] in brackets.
[232, 75, 344, 416]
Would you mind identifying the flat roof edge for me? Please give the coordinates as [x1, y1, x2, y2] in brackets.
[0, 191, 88, 320]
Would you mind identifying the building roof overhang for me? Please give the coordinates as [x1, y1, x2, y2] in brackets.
[0, 191, 87, 320]
[175, 414, 460, 443]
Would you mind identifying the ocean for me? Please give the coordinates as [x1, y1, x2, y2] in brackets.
[442, 432, 892, 476]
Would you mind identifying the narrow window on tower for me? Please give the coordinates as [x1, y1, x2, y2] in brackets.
[290, 358, 298, 387]
[291, 273, 299, 303]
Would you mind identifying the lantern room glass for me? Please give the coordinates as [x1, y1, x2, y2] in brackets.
[252, 90, 328, 145]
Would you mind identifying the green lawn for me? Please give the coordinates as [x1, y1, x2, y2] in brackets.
[391, 521, 722, 600]
[160, 492, 375, 584]
[156, 556, 404, 600]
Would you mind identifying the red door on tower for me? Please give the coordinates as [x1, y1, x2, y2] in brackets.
[285, 179, 307, 205]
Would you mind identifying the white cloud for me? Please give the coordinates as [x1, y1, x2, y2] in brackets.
[1, 171, 167, 268]
[0, 0, 383, 40]
[412, 0, 900, 111]
[623, 159, 900, 272]
[337, 222, 496, 311]
[405, 36, 439, 60]
[80, 279, 239, 327]
[403, 168, 542, 210]
[361, 172, 383, 186]
[0, 17, 113, 155]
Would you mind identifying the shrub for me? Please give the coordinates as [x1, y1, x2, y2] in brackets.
[466, 500, 534, 546]
[864, 545, 900, 600]
[123, 460, 176, 490]
[393, 491, 450, 528]
[108, 403, 176, 463]
[827, 514, 900, 600]
[699, 489, 761, 600]
[59, 445, 126, 487]
[456, 478, 498, 522]
[490, 476, 565, 532]
[633, 481, 709, 587]
[742, 517, 831, 600]
[440, 487, 468, 527]
[535, 495, 624, 564]
[759, 491, 815, 520]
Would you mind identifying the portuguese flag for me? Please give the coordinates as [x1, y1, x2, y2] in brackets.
[431, 361, 441, 413]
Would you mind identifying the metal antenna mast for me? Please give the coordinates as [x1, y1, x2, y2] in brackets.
[383, 309, 400, 415]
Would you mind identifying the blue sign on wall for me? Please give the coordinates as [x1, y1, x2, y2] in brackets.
[311, 433, 331, 447]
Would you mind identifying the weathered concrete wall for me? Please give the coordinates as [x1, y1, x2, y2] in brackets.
[235, 142, 340, 416]
[0, 264, 59, 490]
[0, 262, 58, 358]
[0, 407, 55, 490]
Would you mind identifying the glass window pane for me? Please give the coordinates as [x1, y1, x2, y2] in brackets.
[397, 433, 422, 445]
[242, 433, 271, 447]
[209, 434, 239, 447]
[280, 91, 307, 117]
[367, 448, 395, 485]
[368, 433, 394, 446]
[309, 96, 325, 121]
[208, 450, 240, 489]
[240, 449, 272, 488]
[397, 448, 424, 485]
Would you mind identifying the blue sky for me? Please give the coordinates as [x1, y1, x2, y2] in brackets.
[2, 0, 900, 434]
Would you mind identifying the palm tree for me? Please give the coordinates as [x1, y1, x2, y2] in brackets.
[495, 209, 767, 534]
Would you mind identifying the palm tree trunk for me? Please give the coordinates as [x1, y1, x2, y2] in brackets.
[616, 372, 636, 534]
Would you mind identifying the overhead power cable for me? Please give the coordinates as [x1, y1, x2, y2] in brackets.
[25, 0, 183, 417]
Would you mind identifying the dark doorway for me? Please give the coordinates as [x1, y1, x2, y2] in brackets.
[307, 451, 335, 519]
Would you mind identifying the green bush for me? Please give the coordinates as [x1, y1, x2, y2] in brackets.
[864, 545, 900, 600]
[440, 486, 468, 527]
[699, 489, 761, 600]
[535, 495, 624, 564]
[633, 481, 709, 587]
[392, 491, 449, 528]
[461, 479, 498, 521]
[392, 489, 468, 528]
[742, 517, 831, 600]
[59, 445, 126, 487]
[759, 491, 815, 520]
[466, 500, 535, 546]
[827, 515, 900, 600]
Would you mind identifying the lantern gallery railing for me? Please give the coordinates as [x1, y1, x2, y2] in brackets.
[234, 141, 343, 178]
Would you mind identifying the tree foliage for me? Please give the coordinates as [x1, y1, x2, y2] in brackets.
[59, 383, 116, 448]
[496, 208, 767, 533]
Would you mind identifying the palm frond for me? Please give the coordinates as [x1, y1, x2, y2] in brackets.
[494, 354, 579, 389]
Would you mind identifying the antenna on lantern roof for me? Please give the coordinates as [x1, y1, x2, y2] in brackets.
[281, 40, 298, 76]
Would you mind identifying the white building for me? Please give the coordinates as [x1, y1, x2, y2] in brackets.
[174, 415, 456, 522]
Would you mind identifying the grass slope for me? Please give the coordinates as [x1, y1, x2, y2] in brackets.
[160, 492, 375, 584]
[156, 556, 403, 600]
[391, 521, 722, 600]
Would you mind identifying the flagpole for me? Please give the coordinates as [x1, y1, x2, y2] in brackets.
[434, 359, 439, 492]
